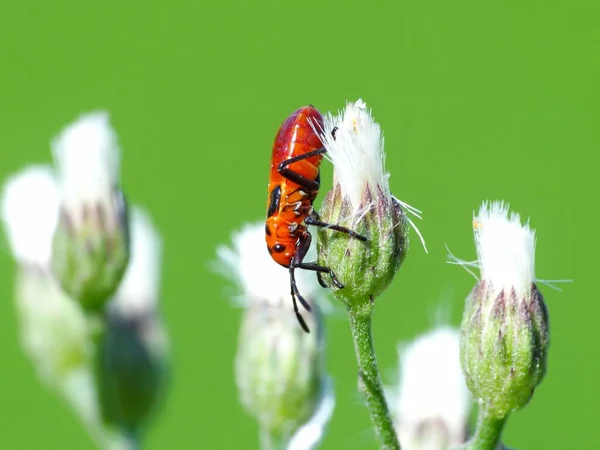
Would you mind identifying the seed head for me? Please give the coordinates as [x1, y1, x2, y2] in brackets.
[317, 99, 423, 310]
[460, 201, 549, 419]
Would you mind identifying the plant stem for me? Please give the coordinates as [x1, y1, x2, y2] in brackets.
[463, 407, 507, 450]
[348, 305, 400, 450]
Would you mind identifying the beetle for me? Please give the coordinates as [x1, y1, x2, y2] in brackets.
[265, 105, 367, 332]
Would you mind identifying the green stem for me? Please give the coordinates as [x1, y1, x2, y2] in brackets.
[463, 408, 508, 450]
[348, 305, 400, 450]
[259, 427, 288, 450]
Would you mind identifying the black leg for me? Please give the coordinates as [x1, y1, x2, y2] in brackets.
[277, 147, 326, 191]
[316, 271, 328, 289]
[295, 261, 344, 289]
[292, 295, 310, 333]
[305, 214, 368, 241]
[289, 232, 314, 333]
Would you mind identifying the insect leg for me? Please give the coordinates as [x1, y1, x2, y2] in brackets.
[305, 213, 368, 241]
[277, 147, 326, 191]
[295, 261, 344, 289]
[316, 271, 328, 289]
[288, 232, 316, 333]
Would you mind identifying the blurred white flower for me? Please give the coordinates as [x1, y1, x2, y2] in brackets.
[110, 208, 162, 318]
[1, 165, 100, 430]
[217, 222, 332, 449]
[49, 111, 129, 311]
[1, 165, 59, 268]
[2, 164, 167, 449]
[95, 207, 169, 444]
[216, 221, 324, 310]
[391, 326, 472, 450]
[51, 111, 120, 224]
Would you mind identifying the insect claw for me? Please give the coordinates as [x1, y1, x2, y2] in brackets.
[316, 272, 328, 289]
[330, 271, 344, 289]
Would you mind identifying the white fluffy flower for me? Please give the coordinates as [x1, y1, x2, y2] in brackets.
[392, 327, 472, 449]
[51, 111, 121, 224]
[1, 165, 60, 268]
[216, 221, 324, 310]
[110, 207, 162, 318]
[473, 201, 535, 297]
[319, 99, 388, 213]
[318, 99, 427, 252]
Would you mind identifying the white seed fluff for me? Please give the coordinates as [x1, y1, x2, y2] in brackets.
[1, 165, 60, 268]
[216, 222, 322, 309]
[393, 327, 471, 448]
[474, 201, 536, 297]
[51, 111, 120, 214]
[319, 99, 389, 213]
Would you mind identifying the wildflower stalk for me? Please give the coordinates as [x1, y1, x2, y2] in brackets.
[462, 408, 507, 450]
[316, 99, 419, 450]
[348, 304, 399, 450]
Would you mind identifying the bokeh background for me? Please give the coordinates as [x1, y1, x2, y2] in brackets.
[0, 1, 596, 448]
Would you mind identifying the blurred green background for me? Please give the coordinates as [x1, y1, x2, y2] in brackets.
[0, 0, 595, 448]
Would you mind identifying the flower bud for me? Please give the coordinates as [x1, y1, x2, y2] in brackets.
[316, 99, 419, 310]
[95, 208, 168, 439]
[236, 302, 323, 443]
[460, 202, 549, 419]
[217, 223, 331, 446]
[390, 327, 471, 450]
[1, 166, 99, 428]
[50, 111, 130, 313]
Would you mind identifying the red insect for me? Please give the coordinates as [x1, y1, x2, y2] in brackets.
[265, 105, 367, 332]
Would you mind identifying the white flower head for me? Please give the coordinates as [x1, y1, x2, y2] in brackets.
[1, 165, 60, 268]
[216, 221, 324, 310]
[110, 207, 162, 318]
[51, 111, 120, 220]
[473, 201, 535, 297]
[393, 327, 471, 449]
[319, 99, 389, 213]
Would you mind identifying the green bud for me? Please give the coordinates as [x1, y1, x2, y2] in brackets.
[317, 182, 408, 310]
[94, 311, 167, 437]
[460, 280, 549, 418]
[235, 302, 324, 443]
[51, 191, 130, 313]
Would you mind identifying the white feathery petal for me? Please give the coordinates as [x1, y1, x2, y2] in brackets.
[319, 99, 389, 212]
[288, 377, 335, 450]
[110, 207, 162, 317]
[1, 165, 60, 267]
[394, 327, 471, 448]
[473, 201, 535, 297]
[51, 111, 120, 214]
[216, 222, 322, 309]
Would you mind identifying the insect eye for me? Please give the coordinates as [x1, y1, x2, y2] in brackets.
[331, 126, 338, 140]
[273, 244, 286, 253]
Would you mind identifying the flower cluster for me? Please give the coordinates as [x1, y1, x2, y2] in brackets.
[1, 112, 168, 449]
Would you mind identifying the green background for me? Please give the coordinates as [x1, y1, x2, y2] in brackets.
[0, 0, 595, 448]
